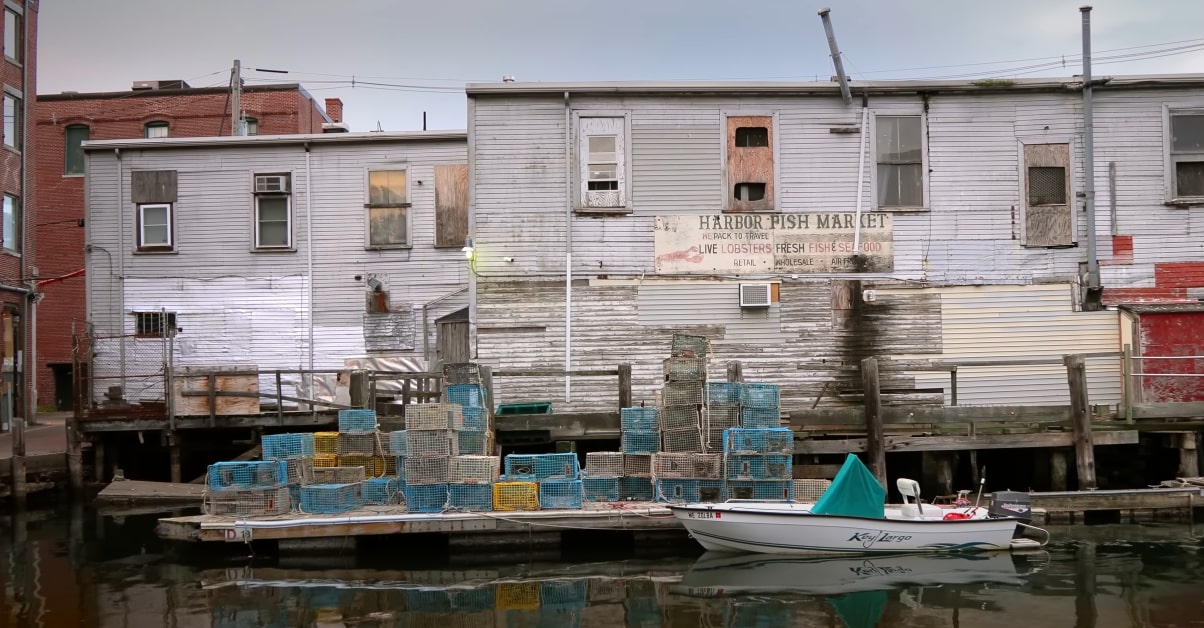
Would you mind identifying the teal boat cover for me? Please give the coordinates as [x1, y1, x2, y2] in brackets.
[810, 453, 886, 519]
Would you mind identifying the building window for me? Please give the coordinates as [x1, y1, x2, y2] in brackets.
[3, 94, 19, 150]
[134, 312, 176, 338]
[137, 203, 173, 250]
[245, 117, 258, 136]
[64, 125, 90, 175]
[144, 121, 169, 139]
[2, 194, 16, 252]
[726, 115, 774, 212]
[1170, 111, 1204, 199]
[577, 117, 627, 210]
[253, 173, 292, 249]
[1022, 143, 1073, 248]
[3, 8, 20, 64]
[1028, 167, 1067, 206]
[366, 169, 408, 247]
[875, 115, 924, 208]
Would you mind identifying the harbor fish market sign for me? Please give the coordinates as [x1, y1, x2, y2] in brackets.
[654, 213, 894, 274]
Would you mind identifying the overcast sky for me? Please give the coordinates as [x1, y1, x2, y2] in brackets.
[37, 0, 1204, 133]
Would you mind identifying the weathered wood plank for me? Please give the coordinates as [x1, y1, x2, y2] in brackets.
[862, 357, 886, 485]
[1132, 402, 1204, 419]
[1065, 354, 1097, 489]
[434, 164, 469, 248]
[96, 480, 206, 504]
[130, 170, 178, 203]
[1029, 488, 1200, 512]
[788, 405, 1083, 427]
[494, 369, 618, 377]
[794, 430, 1139, 454]
[0, 453, 67, 479]
[495, 412, 619, 433]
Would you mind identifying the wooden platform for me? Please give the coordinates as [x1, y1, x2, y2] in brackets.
[96, 479, 206, 504]
[158, 503, 679, 543]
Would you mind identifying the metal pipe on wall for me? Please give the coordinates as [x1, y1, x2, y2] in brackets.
[304, 143, 315, 407]
[853, 99, 869, 254]
[115, 149, 126, 382]
[564, 91, 572, 402]
[1081, 5, 1102, 307]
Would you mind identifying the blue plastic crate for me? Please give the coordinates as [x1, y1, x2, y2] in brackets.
[541, 580, 587, 610]
[337, 408, 377, 433]
[388, 430, 407, 456]
[448, 585, 496, 613]
[362, 477, 401, 505]
[698, 480, 725, 502]
[539, 479, 584, 509]
[727, 480, 793, 501]
[723, 427, 794, 455]
[448, 483, 494, 511]
[504, 453, 580, 481]
[725, 454, 792, 481]
[462, 406, 488, 431]
[620, 406, 659, 431]
[261, 433, 315, 459]
[741, 407, 781, 429]
[405, 589, 452, 613]
[207, 460, 288, 491]
[620, 477, 655, 501]
[621, 430, 659, 454]
[447, 384, 487, 408]
[457, 430, 490, 456]
[582, 477, 620, 502]
[706, 382, 742, 404]
[655, 479, 700, 503]
[740, 383, 781, 409]
[404, 484, 448, 513]
[298, 483, 362, 514]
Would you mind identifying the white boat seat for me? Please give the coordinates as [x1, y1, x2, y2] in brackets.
[897, 478, 939, 518]
[896, 478, 921, 499]
[901, 503, 944, 519]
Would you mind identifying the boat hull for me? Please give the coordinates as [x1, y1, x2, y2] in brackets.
[669, 503, 1019, 555]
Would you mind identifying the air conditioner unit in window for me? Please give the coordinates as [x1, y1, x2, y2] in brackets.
[254, 175, 289, 193]
[739, 283, 773, 308]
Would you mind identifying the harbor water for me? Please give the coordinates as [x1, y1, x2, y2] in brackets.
[0, 506, 1202, 627]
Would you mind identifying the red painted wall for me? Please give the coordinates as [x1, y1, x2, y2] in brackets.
[33, 85, 328, 409]
[1137, 312, 1204, 403]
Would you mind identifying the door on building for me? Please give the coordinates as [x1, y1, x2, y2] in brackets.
[50, 363, 74, 411]
[435, 308, 470, 369]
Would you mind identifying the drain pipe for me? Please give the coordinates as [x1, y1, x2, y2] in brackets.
[853, 94, 869, 254]
[564, 91, 572, 403]
[1080, 5, 1102, 309]
[115, 149, 126, 378]
[304, 142, 315, 400]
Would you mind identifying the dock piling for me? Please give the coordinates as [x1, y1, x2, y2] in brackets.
[1064, 354, 1097, 489]
[861, 357, 886, 486]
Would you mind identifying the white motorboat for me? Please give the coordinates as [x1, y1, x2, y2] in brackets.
[669, 454, 1048, 555]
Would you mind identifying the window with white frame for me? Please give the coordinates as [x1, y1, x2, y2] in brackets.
[253, 173, 292, 249]
[137, 203, 173, 250]
[2, 194, 16, 252]
[366, 169, 408, 247]
[1170, 110, 1204, 199]
[245, 117, 258, 136]
[144, 121, 169, 139]
[578, 117, 626, 209]
[4, 7, 20, 64]
[3, 93, 19, 151]
[875, 115, 924, 208]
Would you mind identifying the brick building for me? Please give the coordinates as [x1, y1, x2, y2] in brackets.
[0, 1, 35, 430]
[34, 81, 340, 410]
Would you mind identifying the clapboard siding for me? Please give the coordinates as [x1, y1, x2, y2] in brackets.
[86, 135, 469, 376]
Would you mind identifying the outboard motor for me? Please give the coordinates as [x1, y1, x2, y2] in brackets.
[989, 491, 1032, 524]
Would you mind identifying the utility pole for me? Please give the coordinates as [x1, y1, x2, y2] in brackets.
[231, 59, 245, 137]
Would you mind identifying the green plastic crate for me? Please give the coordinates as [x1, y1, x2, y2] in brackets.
[496, 402, 553, 415]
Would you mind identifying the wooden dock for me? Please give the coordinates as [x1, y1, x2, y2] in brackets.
[95, 479, 206, 505]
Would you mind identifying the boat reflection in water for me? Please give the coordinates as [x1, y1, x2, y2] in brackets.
[676, 550, 1050, 628]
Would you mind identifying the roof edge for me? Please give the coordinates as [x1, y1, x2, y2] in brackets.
[39, 83, 305, 101]
[82, 130, 467, 151]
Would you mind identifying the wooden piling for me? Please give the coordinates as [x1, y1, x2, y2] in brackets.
[10, 416, 25, 505]
[1064, 354, 1097, 490]
[1178, 432, 1198, 479]
[94, 439, 106, 484]
[479, 365, 496, 454]
[726, 361, 743, 383]
[1074, 541, 1098, 627]
[617, 363, 632, 409]
[861, 357, 886, 486]
[922, 452, 955, 497]
[1050, 449, 1069, 491]
[349, 370, 369, 409]
[169, 433, 182, 484]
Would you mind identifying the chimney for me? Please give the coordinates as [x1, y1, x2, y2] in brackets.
[325, 98, 343, 123]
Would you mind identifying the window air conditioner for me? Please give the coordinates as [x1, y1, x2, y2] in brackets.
[739, 283, 772, 308]
[255, 175, 289, 193]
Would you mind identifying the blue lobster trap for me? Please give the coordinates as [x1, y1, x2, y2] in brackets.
[462, 406, 488, 431]
[582, 477, 621, 502]
[362, 477, 401, 505]
[404, 484, 449, 513]
[725, 454, 793, 481]
[337, 408, 377, 433]
[727, 480, 793, 501]
[261, 433, 314, 459]
[740, 407, 781, 429]
[620, 430, 659, 454]
[538, 479, 584, 510]
[298, 483, 363, 514]
[504, 453, 580, 481]
[655, 479, 699, 503]
[207, 460, 288, 491]
[740, 383, 781, 409]
[620, 406, 659, 431]
[448, 483, 494, 511]
[446, 384, 487, 408]
[619, 477, 655, 501]
[723, 427, 794, 455]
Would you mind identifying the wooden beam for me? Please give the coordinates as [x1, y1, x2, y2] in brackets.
[617, 364, 632, 410]
[495, 412, 620, 433]
[1065, 354, 1097, 490]
[861, 357, 886, 485]
[788, 404, 1084, 427]
[493, 369, 618, 377]
[727, 361, 743, 383]
[349, 370, 370, 409]
[794, 430, 1139, 454]
[80, 414, 336, 433]
[1132, 402, 1204, 419]
[179, 390, 354, 410]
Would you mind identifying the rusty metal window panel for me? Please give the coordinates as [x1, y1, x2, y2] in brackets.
[133, 312, 176, 338]
[1171, 113, 1204, 198]
[1028, 166, 1067, 206]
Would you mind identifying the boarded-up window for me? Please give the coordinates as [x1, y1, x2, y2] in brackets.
[131, 170, 178, 203]
[1171, 112, 1204, 198]
[366, 169, 409, 247]
[875, 116, 923, 208]
[1023, 143, 1073, 248]
[435, 164, 468, 247]
[578, 117, 627, 210]
[726, 116, 774, 212]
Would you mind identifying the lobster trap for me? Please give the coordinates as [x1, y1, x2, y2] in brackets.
[203, 487, 292, 517]
[388, 430, 408, 456]
[405, 484, 449, 513]
[337, 432, 379, 457]
[727, 480, 793, 501]
[313, 432, 339, 455]
[793, 478, 833, 502]
[621, 430, 659, 454]
[407, 403, 464, 430]
[584, 452, 623, 478]
[740, 383, 781, 409]
[619, 476, 654, 501]
[362, 477, 402, 505]
[740, 407, 781, 429]
[462, 407, 488, 431]
[620, 406, 659, 431]
[405, 429, 457, 457]
[207, 460, 288, 491]
[724, 454, 793, 481]
[723, 427, 795, 455]
[298, 483, 363, 514]
[456, 429, 491, 456]
[261, 433, 315, 459]
[670, 333, 710, 358]
[623, 454, 653, 478]
[706, 382, 742, 404]
[281, 458, 314, 485]
[663, 357, 707, 382]
[492, 481, 540, 511]
[311, 466, 366, 485]
[652, 453, 721, 479]
[337, 408, 378, 433]
[404, 456, 450, 485]
[446, 384, 487, 408]
[662, 381, 703, 406]
[539, 479, 584, 510]
[658, 405, 700, 431]
[448, 456, 500, 484]
[582, 477, 620, 502]
[655, 479, 699, 504]
[447, 483, 494, 512]
[661, 428, 704, 454]
[504, 453, 579, 481]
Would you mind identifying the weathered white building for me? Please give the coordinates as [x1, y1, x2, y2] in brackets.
[465, 76, 1204, 412]
[83, 132, 470, 403]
